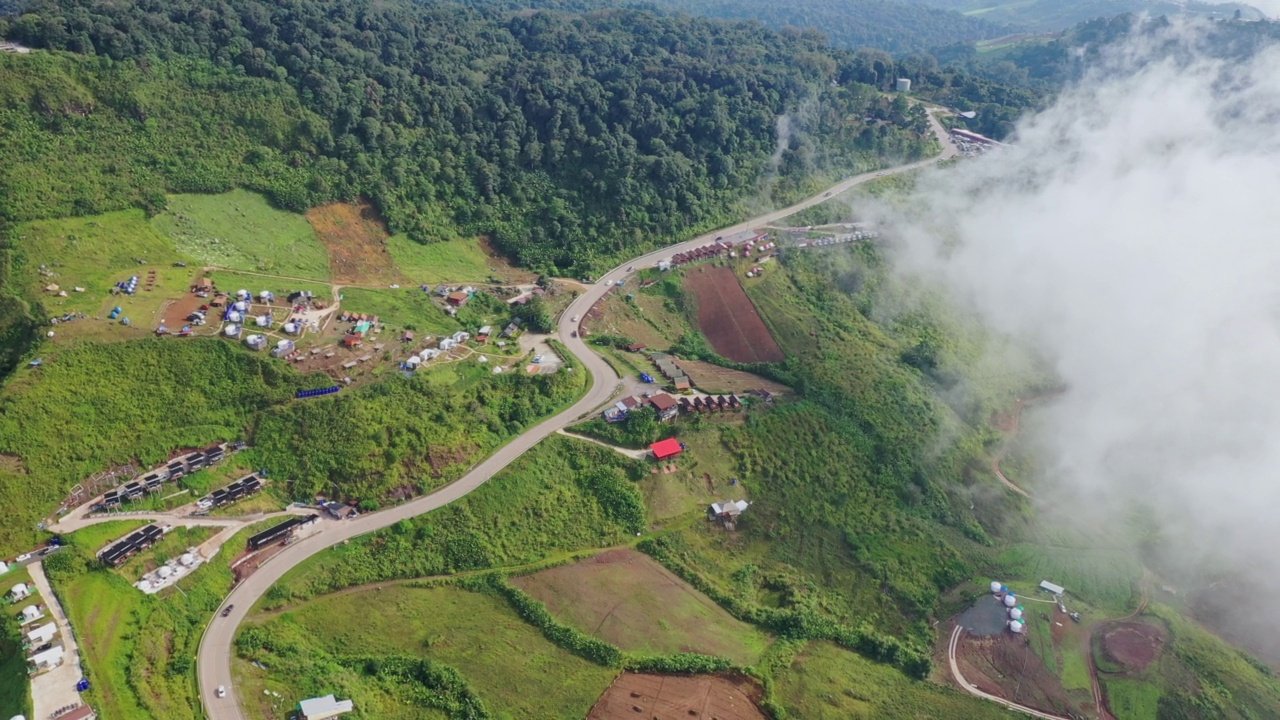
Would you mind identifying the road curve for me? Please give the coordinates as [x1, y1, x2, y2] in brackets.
[196, 116, 958, 720]
[948, 625, 1073, 720]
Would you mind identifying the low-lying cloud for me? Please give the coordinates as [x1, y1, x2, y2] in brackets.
[890, 19, 1280, 639]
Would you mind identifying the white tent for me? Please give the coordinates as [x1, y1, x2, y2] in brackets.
[180, 553, 196, 567]
[1009, 608, 1023, 621]
[224, 324, 241, 337]
[1009, 620, 1024, 633]
[477, 355, 488, 363]
[233, 301, 248, 312]
[405, 356, 421, 368]
[236, 289, 250, 300]
[1003, 594, 1017, 608]
[19, 606, 40, 623]
[227, 310, 243, 323]
[990, 581, 1002, 594]
[256, 315, 271, 327]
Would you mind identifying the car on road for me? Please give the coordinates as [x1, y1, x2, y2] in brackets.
[570, 331, 577, 338]
[640, 373, 654, 384]
[824, 192, 832, 197]
[216, 686, 226, 698]
[15, 553, 31, 563]
[571, 315, 579, 323]
[532, 355, 544, 364]
[39, 547, 57, 556]
[627, 266, 634, 272]
[220, 605, 234, 618]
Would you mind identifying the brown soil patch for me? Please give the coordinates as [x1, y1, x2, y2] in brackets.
[307, 200, 398, 284]
[684, 266, 784, 363]
[676, 359, 790, 395]
[955, 632, 1076, 717]
[1101, 621, 1166, 673]
[588, 673, 766, 720]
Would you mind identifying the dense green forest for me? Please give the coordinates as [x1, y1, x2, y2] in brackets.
[0, 0, 937, 275]
[901, 0, 1260, 32]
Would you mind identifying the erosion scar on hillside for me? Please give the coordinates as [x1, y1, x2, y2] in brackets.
[685, 266, 784, 363]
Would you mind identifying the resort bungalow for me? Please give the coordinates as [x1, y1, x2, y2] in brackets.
[650, 437, 683, 461]
[28, 645, 64, 672]
[27, 621, 56, 646]
[446, 291, 470, 307]
[647, 394, 679, 421]
[9, 583, 30, 601]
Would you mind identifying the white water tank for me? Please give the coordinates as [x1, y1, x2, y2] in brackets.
[1009, 620, 1023, 633]
[990, 581, 1002, 594]
[1009, 608, 1023, 621]
[896, 78, 911, 92]
[1003, 594, 1017, 608]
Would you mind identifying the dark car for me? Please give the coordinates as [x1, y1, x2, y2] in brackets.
[39, 547, 57, 556]
[221, 605, 234, 618]
[35, 643, 52, 652]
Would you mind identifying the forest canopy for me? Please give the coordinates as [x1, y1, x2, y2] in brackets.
[0, 0, 937, 273]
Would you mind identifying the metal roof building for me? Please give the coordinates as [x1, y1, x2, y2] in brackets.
[298, 694, 354, 720]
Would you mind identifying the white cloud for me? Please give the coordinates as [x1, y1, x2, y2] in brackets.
[891, 21, 1280, 599]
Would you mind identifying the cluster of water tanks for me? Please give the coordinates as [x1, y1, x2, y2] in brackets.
[990, 580, 1025, 634]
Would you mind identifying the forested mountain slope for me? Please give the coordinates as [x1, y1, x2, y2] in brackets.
[903, 0, 1262, 32]
[0, 0, 933, 273]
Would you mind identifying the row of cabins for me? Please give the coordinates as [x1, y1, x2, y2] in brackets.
[653, 354, 692, 391]
[678, 394, 742, 413]
[247, 514, 320, 552]
[669, 240, 731, 267]
[197, 474, 262, 511]
[99, 524, 164, 568]
[98, 443, 236, 510]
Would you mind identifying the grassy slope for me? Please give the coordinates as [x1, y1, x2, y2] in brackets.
[262, 435, 644, 604]
[152, 190, 331, 281]
[248, 585, 616, 718]
[386, 236, 493, 284]
[0, 339, 314, 555]
[776, 641, 1017, 719]
[336, 286, 463, 337]
[13, 209, 193, 315]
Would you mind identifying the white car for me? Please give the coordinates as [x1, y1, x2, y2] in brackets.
[533, 355, 544, 364]
[571, 315, 579, 323]
[216, 686, 226, 698]
[15, 553, 31, 563]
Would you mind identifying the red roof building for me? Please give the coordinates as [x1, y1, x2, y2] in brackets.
[650, 438, 683, 460]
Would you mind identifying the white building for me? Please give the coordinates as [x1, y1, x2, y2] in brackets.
[896, 78, 911, 92]
[27, 621, 56, 645]
[19, 605, 42, 623]
[298, 695, 354, 720]
[9, 583, 30, 601]
[28, 645, 63, 671]
[1040, 580, 1065, 596]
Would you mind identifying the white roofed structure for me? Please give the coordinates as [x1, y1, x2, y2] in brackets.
[1040, 580, 1065, 595]
[26, 622, 56, 645]
[298, 694, 354, 720]
[28, 645, 63, 670]
[1009, 620, 1023, 633]
[1003, 594, 1017, 608]
[990, 581, 1002, 593]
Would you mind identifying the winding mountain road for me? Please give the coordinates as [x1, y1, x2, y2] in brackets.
[196, 116, 958, 720]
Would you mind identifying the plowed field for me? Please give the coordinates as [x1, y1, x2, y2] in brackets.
[588, 673, 766, 720]
[685, 266, 783, 363]
[1101, 621, 1166, 673]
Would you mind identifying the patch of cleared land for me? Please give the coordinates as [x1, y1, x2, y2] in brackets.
[777, 641, 1016, 719]
[588, 672, 766, 720]
[685, 266, 784, 363]
[251, 584, 616, 717]
[154, 190, 331, 281]
[307, 201, 399, 284]
[336, 287, 462, 337]
[639, 428, 745, 521]
[677, 358, 789, 395]
[388, 236, 499, 284]
[512, 548, 769, 664]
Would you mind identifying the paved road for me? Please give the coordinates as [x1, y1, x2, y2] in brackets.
[197, 113, 958, 720]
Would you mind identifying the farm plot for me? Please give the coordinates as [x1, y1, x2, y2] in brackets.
[512, 548, 769, 664]
[248, 584, 615, 718]
[587, 673, 766, 720]
[306, 201, 399, 284]
[1099, 621, 1167, 674]
[684, 266, 784, 363]
[676, 359, 790, 395]
[954, 631, 1077, 717]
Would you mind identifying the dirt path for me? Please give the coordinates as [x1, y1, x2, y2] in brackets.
[1085, 569, 1152, 720]
[555, 429, 650, 459]
[992, 397, 1034, 498]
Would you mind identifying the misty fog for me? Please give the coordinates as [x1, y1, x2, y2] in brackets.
[890, 20, 1280, 651]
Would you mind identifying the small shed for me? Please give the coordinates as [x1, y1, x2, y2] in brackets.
[673, 376, 691, 391]
[27, 621, 56, 645]
[1040, 580, 1065, 596]
[401, 330, 415, 342]
[446, 291, 470, 307]
[298, 694, 354, 720]
[194, 278, 213, 291]
[650, 438, 683, 460]
[28, 645, 63, 671]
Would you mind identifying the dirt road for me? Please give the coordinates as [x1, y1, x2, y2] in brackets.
[196, 111, 959, 720]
